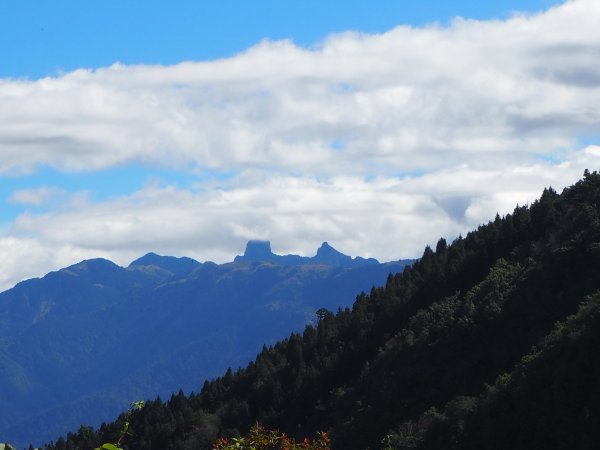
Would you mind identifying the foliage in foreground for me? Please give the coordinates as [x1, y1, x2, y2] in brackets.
[212, 424, 330, 450]
[94, 401, 145, 450]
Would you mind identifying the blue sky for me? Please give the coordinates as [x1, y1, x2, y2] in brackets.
[2, 0, 555, 79]
[0, 0, 559, 212]
[1, 0, 599, 290]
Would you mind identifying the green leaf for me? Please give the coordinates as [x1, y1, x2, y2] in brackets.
[100, 443, 122, 450]
[131, 400, 145, 410]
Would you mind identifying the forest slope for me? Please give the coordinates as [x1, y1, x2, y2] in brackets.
[45, 170, 600, 450]
[0, 243, 411, 449]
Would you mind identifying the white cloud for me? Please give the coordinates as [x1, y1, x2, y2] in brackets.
[0, 0, 599, 176]
[0, 237, 106, 291]
[1, 0, 600, 291]
[1, 151, 595, 291]
[8, 187, 66, 206]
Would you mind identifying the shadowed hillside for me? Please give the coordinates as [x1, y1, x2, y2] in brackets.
[42, 171, 600, 449]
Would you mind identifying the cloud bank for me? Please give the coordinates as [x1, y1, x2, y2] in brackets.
[1, 0, 599, 290]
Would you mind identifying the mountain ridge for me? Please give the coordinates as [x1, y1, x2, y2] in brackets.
[0, 241, 414, 448]
[234, 240, 380, 268]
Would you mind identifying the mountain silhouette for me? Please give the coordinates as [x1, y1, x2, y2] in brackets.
[0, 242, 413, 448]
[235, 240, 379, 267]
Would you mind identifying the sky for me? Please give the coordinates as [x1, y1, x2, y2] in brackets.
[1, 0, 599, 291]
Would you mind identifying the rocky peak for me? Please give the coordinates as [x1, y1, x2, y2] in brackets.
[242, 240, 275, 261]
[314, 241, 353, 266]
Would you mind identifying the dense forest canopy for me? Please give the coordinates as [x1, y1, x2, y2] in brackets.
[42, 170, 600, 450]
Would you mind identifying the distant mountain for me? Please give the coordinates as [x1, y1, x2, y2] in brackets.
[129, 252, 201, 276]
[0, 242, 413, 448]
[44, 171, 600, 450]
[235, 241, 379, 268]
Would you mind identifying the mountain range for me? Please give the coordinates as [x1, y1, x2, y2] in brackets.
[40, 170, 600, 450]
[0, 241, 413, 448]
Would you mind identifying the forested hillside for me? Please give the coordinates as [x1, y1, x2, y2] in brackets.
[44, 171, 600, 450]
[0, 243, 410, 449]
